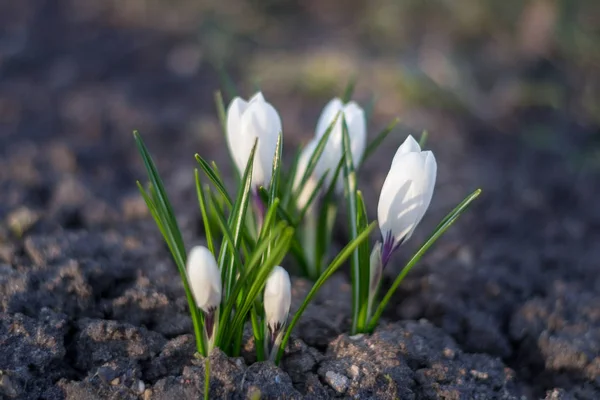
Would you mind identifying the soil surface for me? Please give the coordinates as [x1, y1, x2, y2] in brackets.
[1, 1, 600, 399]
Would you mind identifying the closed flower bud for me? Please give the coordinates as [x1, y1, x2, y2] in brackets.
[263, 266, 291, 331]
[377, 135, 437, 266]
[186, 246, 222, 314]
[226, 92, 282, 188]
[314, 98, 367, 193]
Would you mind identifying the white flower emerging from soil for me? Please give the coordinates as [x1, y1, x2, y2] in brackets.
[226, 92, 282, 189]
[377, 135, 437, 266]
[263, 266, 291, 360]
[186, 245, 222, 345]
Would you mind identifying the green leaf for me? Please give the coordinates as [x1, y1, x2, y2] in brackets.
[268, 132, 283, 226]
[223, 138, 258, 300]
[340, 118, 365, 334]
[281, 149, 301, 207]
[362, 117, 400, 163]
[195, 169, 215, 255]
[258, 187, 296, 227]
[342, 75, 357, 103]
[216, 66, 238, 100]
[195, 154, 233, 208]
[276, 221, 378, 364]
[366, 188, 482, 332]
[133, 131, 206, 355]
[214, 91, 228, 138]
[419, 130, 429, 148]
[355, 190, 371, 330]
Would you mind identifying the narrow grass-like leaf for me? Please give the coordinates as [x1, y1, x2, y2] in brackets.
[276, 221, 377, 364]
[366, 189, 482, 332]
[270, 133, 283, 202]
[195, 154, 233, 208]
[355, 190, 371, 331]
[289, 239, 310, 277]
[363, 117, 400, 163]
[364, 95, 377, 125]
[419, 130, 429, 148]
[223, 139, 257, 300]
[342, 75, 357, 103]
[207, 195, 244, 271]
[195, 169, 215, 255]
[258, 187, 296, 226]
[133, 131, 206, 355]
[216, 66, 238, 100]
[214, 90, 228, 138]
[341, 118, 364, 334]
[281, 149, 301, 207]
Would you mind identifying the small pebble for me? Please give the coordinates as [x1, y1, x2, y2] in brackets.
[443, 348, 456, 359]
[325, 371, 349, 394]
[348, 365, 360, 379]
[470, 370, 489, 380]
[143, 389, 153, 400]
[110, 377, 120, 386]
[137, 380, 146, 394]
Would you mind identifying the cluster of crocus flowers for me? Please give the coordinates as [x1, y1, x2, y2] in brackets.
[135, 83, 479, 364]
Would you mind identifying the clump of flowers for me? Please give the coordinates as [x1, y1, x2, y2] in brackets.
[134, 80, 480, 368]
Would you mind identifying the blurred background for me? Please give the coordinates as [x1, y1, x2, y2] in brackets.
[1, 1, 600, 396]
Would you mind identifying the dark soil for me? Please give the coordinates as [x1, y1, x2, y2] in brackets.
[1, 1, 600, 399]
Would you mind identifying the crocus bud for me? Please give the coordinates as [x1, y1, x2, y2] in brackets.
[263, 266, 291, 331]
[226, 92, 282, 188]
[186, 246, 222, 314]
[377, 135, 437, 266]
[314, 98, 366, 193]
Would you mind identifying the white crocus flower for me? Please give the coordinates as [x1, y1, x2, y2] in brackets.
[377, 135, 437, 266]
[226, 92, 282, 189]
[186, 246, 222, 344]
[314, 98, 367, 193]
[263, 266, 291, 360]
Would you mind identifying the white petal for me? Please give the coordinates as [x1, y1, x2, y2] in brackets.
[226, 97, 250, 174]
[249, 91, 265, 103]
[186, 246, 222, 313]
[391, 135, 421, 166]
[377, 151, 436, 243]
[239, 99, 282, 187]
[344, 102, 367, 167]
[316, 98, 344, 138]
[263, 266, 291, 328]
